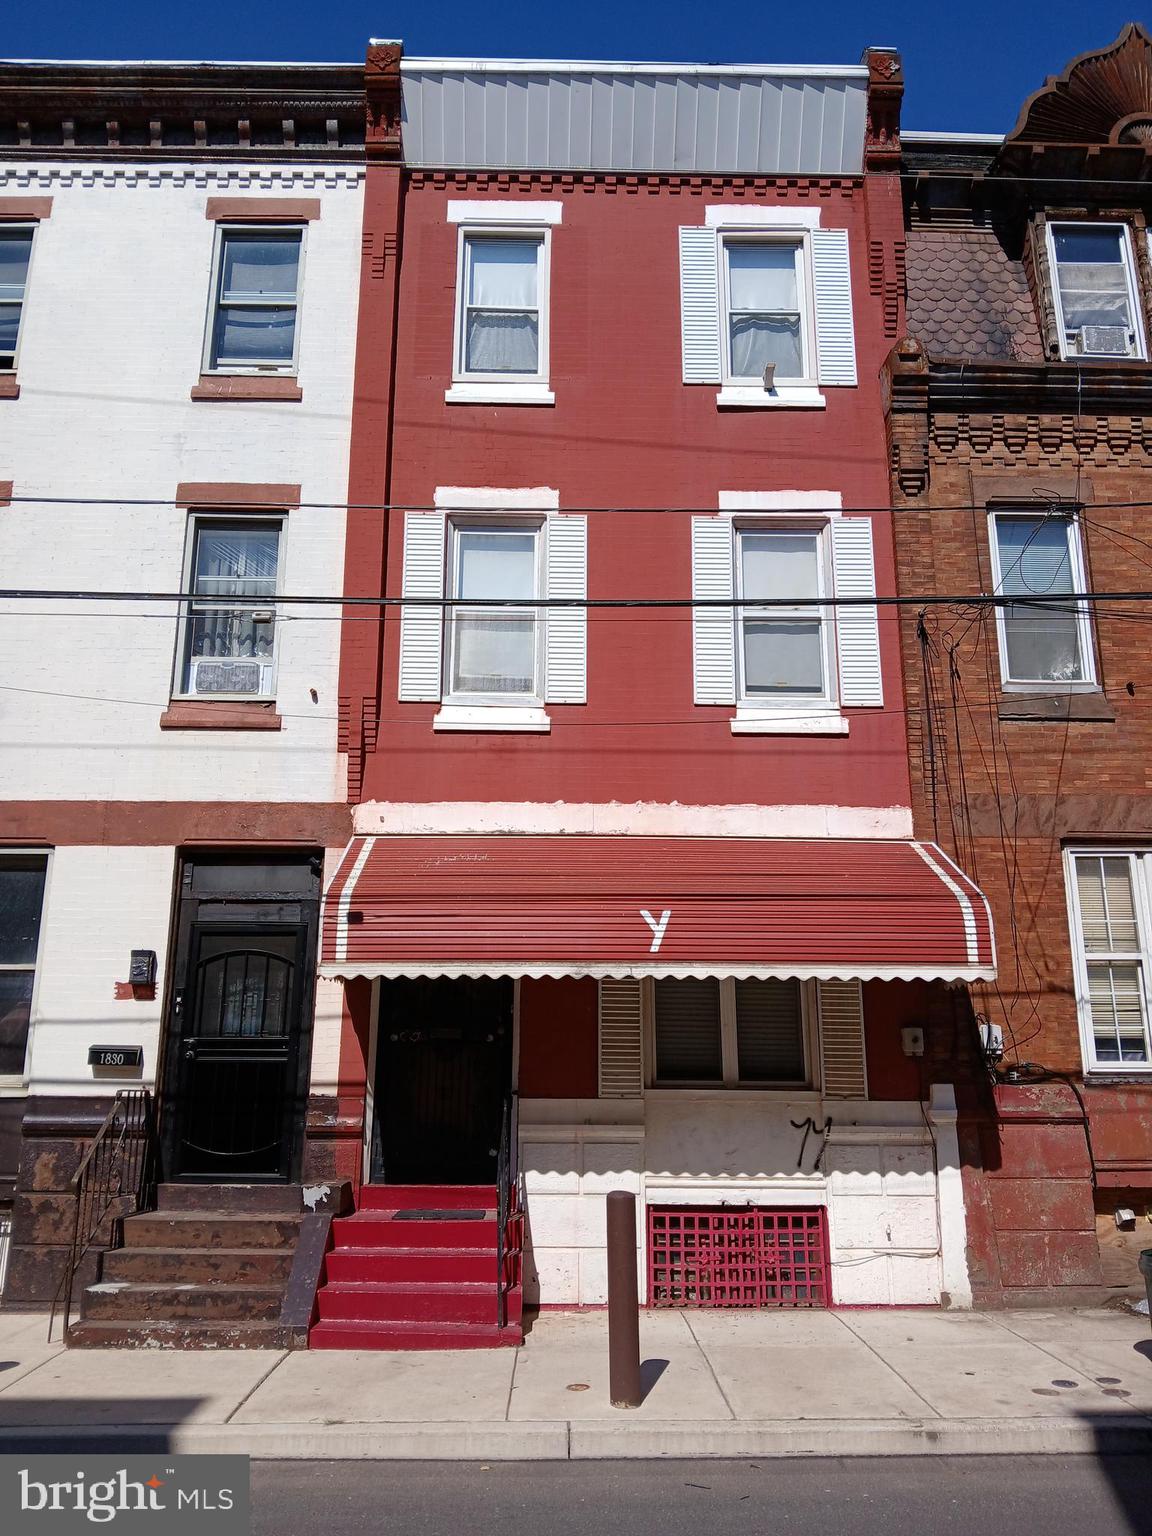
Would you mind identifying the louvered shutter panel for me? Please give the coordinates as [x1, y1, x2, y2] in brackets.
[679, 227, 722, 383]
[831, 517, 883, 707]
[811, 228, 857, 386]
[398, 512, 447, 702]
[599, 979, 644, 1098]
[818, 979, 867, 1099]
[544, 514, 587, 704]
[691, 516, 736, 705]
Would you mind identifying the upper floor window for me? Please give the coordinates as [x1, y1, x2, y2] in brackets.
[722, 238, 809, 386]
[446, 523, 541, 702]
[737, 527, 833, 705]
[1067, 851, 1152, 1071]
[989, 510, 1094, 688]
[205, 226, 304, 374]
[449, 229, 552, 405]
[0, 226, 34, 372]
[0, 854, 48, 1079]
[651, 976, 809, 1088]
[1048, 223, 1145, 360]
[177, 518, 281, 699]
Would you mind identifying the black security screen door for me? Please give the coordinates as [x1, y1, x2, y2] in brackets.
[372, 976, 513, 1185]
[170, 925, 305, 1180]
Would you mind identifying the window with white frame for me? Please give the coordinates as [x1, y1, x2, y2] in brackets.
[177, 519, 281, 698]
[990, 510, 1094, 687]
[445, 522, 542, 701]
[0, 226, 34, 371]
[0, 855, 47, 1078]
[651, 976, 809, 1088]
[1048, 223, 1145, 360]
[205, 226, 304, 373]
[1068, 851, 1152, 1070]
[722, 236, 810, 384]
[455, 233, 548, 383]
[737, 526, 834, 705]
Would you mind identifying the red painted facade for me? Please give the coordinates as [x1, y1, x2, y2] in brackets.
[341, 166, 910, 810]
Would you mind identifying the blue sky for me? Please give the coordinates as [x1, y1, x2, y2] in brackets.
[5, 2, 1148, 133]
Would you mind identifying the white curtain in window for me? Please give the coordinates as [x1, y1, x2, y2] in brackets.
[190, 526, 278, 663]
[741, 532, 819, 600]
[457, 531, 535, 598]
[452, 614, 536, 694]
[1054, 228, 1132, 331]
[743, 619, 824, 694]
[727, 244, 802, 378]
[996, 518, 1084, 682]
[466, 239, 540, 373]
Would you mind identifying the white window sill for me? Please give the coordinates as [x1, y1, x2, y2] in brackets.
[445, 383, 555, 406]
[433, 704, 552, 733]
[730, 710, 848, 736]
[716, 384, 826, 410]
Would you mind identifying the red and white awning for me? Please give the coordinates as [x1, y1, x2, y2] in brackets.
[320, 836, 995, 983]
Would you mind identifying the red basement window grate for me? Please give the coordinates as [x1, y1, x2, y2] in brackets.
[647, 1206, 830, 1309]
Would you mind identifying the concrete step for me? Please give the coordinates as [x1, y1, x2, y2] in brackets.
[124, 1213, 302, 1250]
[157, 1184, 304, 1215]
[332, 1214, 497, 1250]
[317, 1281, 522, 1327]
[356, 1185, 497, 1212]
[67, 1320, 298, 1350]
[101, 1246, 294, 1285]
[81, 1281, 282, 1323]
[308, 1317, 522, 1350]
[324, 1246, 496, 1284]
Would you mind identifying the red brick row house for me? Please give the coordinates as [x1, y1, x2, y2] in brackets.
[307, 42, 1003, 1344]
[886, 23, 1152, 1304]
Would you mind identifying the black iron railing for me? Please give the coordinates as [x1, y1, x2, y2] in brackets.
[495, 1089, 520, 1330]
[50, 1088, 158, 1342]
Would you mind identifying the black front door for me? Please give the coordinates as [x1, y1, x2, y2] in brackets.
[371, 977, 513, 1185]
[162, 852, 320, 1183]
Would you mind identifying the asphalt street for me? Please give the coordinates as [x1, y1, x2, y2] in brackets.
[252, 1454, 1152, 1536]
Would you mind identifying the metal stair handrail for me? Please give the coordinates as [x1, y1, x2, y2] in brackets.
[49, 1088, 158, 1343]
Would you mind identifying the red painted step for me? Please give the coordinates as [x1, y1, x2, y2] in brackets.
[318, 1280, 520, 1326]
[332, 1214, 498, 1249]
[355, 1185, 496, 1212]
[325, 1247, 495, 1284]
[309, 1318, 522, 1351]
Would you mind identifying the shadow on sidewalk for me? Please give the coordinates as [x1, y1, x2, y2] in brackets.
[0, 1399, 207, 1453]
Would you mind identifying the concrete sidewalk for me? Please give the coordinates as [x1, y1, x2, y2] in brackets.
[1, 1306, 1151, 1459]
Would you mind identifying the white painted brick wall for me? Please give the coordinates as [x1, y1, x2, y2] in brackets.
[20, 845, 176, 1095]
[0, 162, 362, 803]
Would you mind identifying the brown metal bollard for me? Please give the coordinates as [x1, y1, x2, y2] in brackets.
[606, 1189, 642, 1408]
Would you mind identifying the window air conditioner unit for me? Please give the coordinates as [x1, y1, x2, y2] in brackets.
[189, 659, 266, 695]
[1078, 325, 1132, 356]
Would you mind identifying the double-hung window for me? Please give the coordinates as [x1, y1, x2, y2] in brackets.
[722, 237, 809, 385]
[445, 208, 558, 405]
[651, 977, 810, 1088]
[446, 523, 541, 702]
[178, 519, 281, 698]
[990, 510, 1094, 688]
[1067, 851, 1152, 1070]
[737, 526, 833, 707]
[205, 226, 304, 373]
[0, 854, 48, 1079]
[0, 226, 34, 372]
[1048, 223, 1145, 360]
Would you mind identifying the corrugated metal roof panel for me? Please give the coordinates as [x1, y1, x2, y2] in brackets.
[321, 836, 995, 982]
[399, 66, 868, 174]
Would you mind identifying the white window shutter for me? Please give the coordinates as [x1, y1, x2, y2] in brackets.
[811, 228, 857, 386]
[831, 517, 883, 707]
[818, 979, 867, 1099]
[398, 511, 446, 701]
[599, 979, 643, 1098]
[544, 514, 587, 704]
[679, 227, 722, 383]
[691, 517, 736, 705]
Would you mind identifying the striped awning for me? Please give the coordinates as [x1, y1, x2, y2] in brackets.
[320, 836, 995, 984]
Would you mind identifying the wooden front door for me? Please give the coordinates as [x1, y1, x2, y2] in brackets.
[371, 977, 513, 1186]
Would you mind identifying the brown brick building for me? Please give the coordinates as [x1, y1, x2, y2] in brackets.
[886, 23, 1152, 1303]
